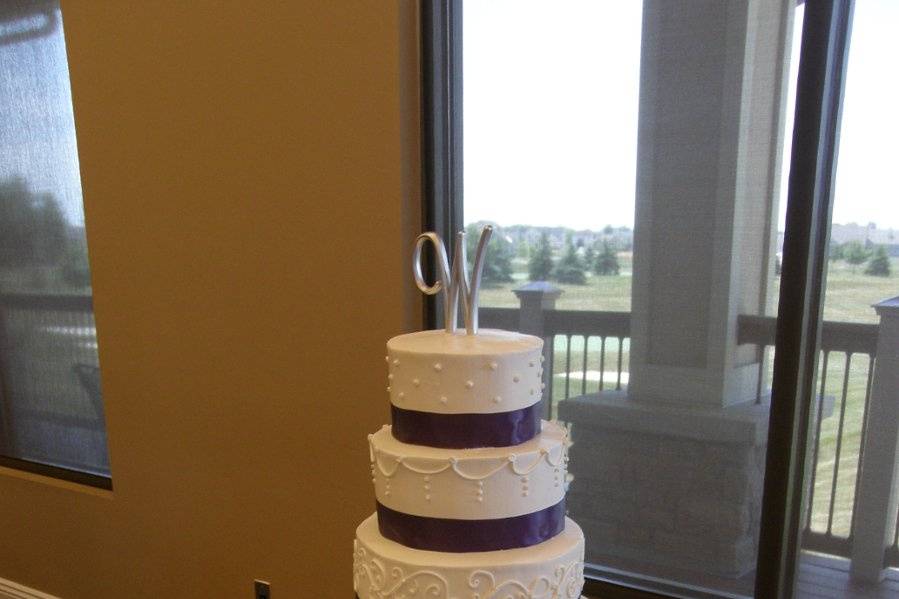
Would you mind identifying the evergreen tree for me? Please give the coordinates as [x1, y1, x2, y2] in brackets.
[583, 243, 596, 271]
[829, 242, 845, 261]
[466, 224, 513, 284]
[593, 240, 620, 276]
[516, 240, 531, 260]
[864, 245, 892, 277]
[553, 234, 587, 284]
[843, 241, 869, 272]
[0, 177, 67, 268]
[528, 233, 554, 281]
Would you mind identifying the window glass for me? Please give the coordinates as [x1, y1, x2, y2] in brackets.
[0, 0, 109, 479]
[795, 0, 899, 591]
[464, 1, 801, 595]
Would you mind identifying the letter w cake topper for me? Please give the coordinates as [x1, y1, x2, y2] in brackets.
[412, 225, 493, 335]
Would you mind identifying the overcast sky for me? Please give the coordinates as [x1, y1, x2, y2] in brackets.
[1, 3, 895, 234]
[463, 0, 899, 232]
[0, 7, 84, 225]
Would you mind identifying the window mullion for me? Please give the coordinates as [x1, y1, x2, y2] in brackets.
[755, 1, 855, 597]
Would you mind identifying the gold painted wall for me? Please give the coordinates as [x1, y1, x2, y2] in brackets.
[0, 2, 420, 597]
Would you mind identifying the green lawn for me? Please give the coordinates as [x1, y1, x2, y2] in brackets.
[479, 253, 634, 311]
[480, 255, 898, 539]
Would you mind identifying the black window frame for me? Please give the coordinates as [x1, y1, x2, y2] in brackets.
[419, 1, 854, 597]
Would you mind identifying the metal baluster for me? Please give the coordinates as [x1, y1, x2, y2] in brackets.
[598, 336, 606, 392]
[616, 337, 624, 390]
[580, 335, 588, 396]
[564, 335, 572, 399]
[545, 336, 555, 419]
[806, 350, 830, 531]
[755, 344, 765, 404]
[826, 352, 853, 536]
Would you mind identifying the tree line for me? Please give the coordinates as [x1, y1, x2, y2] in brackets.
[0, 176, 92, 292]
[467, 224, 621, 286]
[830, 240, 892, 277]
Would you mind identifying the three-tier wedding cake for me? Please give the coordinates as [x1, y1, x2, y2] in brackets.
[353, 227, 585, 599]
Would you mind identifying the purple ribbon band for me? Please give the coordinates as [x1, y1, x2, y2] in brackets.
[376, 499, 565, 552]
[390, 402, 541, 449]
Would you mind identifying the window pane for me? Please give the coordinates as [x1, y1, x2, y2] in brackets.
[795, 0, 899, 593]
[0, 1, 109, 478]
[464, 1, 800, 595]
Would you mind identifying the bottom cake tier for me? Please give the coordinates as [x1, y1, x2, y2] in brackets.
[354, 513, 584, 599]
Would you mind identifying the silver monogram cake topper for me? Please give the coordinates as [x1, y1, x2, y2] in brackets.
[412, 225, 493, 335]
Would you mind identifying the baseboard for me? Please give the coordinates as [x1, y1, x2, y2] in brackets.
[0, 578, 60, 599]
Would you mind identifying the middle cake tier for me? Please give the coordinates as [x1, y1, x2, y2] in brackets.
[369, 420, 569, 551]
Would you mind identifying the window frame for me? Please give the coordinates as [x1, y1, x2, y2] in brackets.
[0, 454, 112, 490]
[419, 1, 854, 597]
[420, 0, 464, 330]
[755, 1, 855, 596]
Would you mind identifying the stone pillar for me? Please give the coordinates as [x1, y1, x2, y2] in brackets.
[628, 0, 793, 408]
[850, 297, 899, 583]
[559, 0, 797, 581]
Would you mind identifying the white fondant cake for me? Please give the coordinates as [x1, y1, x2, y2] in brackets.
[355, 326, 585, 599]
[354, 515, 585, 599]
[369, 421, 569, 520]
[386, 329, 544, 414]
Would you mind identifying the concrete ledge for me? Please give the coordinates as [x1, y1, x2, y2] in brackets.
[558, 390, 771, 445]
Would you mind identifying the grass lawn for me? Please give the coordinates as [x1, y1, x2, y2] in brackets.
[481, 254, 898, 539]
[479, 254, 634, 312]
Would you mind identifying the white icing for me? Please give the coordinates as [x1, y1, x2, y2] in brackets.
[362, 327, 583, 597]
[386, 329, 543, 414]
[354, 515, 585, 599]
[370, 421, 569, 520]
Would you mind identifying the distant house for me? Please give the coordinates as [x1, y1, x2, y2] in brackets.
[830, 223, 899, 257]
[777, 223, 899, 257]
[864, 230, 899, 257]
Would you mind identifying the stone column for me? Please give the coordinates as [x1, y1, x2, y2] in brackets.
[628, 0, 793, 408]
[559, 0, 797, 581]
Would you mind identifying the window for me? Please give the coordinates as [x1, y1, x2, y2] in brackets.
[796, 0, 899, 586]
[421, 1, 895, 597]
[0, 0, 109, 487]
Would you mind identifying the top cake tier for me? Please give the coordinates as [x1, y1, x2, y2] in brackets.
[386, 329, 544, 414]
[386, 329, 544, 448]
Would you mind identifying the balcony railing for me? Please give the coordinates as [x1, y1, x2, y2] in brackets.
[3, 289, 894, 575]
[738, 314, 882, 562]
[0, 292, 107, 477]
[480, 286, 898, 577]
